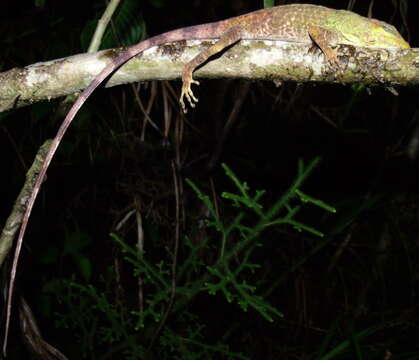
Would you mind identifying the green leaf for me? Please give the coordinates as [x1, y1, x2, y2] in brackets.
[81, 0, 146, 50]
[63, 229, 92, 255]
[148, 0, 166, 8]
[73, 254, 93, 282]
[35, 0, 46, 7]
[296, 189, 336, 213]
[263, 0, 275, 8]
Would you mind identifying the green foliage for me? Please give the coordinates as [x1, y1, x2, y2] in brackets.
[186, 159, 333, 322]
[148, 0, 167, 8]
[263, 0, 275, 8]
[45, 160, 334, 358]
[160, 324, 249, 360]
[38, 228, 92, 282]
[43, 278, 100, 358]
[3, 1, 417, 358]
[34, 0, 46, 8]
[63, 229, 93, 281]
[314, 320, 379, 360]
[81, 0, 147, 50]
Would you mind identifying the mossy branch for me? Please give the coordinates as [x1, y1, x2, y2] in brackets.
[0, 41, 416, 112]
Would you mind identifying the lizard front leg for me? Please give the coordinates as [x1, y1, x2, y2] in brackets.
[308, 26, 341, 69]
[179, 26, 242, 113]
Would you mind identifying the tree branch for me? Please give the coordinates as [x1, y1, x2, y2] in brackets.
[0, 140, 52, 267]
[0, 39, 416, 112]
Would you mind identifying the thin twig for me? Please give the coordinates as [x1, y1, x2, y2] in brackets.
[2, 140, 52, 354]
[88, 0, 121, 53]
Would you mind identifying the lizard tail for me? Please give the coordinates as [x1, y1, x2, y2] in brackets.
[3, 20, 226, 355]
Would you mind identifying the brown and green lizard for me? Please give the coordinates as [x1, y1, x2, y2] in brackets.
[3, 4, 410, 353]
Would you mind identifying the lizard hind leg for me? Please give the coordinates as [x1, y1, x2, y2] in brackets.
[180, 65, 200, 113]
[179, 25, 243, 113]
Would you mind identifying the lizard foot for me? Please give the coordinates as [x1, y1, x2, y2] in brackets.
[180, 68, 200, 113]
[180, 79, 200, 113]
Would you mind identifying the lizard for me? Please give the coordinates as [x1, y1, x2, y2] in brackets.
[3, 3, 410, 354]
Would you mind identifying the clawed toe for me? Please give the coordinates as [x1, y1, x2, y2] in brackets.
[180, 80, 200, 113]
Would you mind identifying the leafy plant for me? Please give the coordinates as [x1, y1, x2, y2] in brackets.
[46, 159, 334, 359]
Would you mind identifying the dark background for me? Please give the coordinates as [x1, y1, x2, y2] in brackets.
[1, 0, 418, 359]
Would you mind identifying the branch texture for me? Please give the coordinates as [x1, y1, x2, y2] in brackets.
[0, 40, 416, 112]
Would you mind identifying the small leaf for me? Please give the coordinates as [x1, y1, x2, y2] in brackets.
[35, 0, 46, 7]
[73, 254, 92, 281]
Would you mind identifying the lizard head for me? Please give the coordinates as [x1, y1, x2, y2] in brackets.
[326, 10, 410, 49]
[364, 19, 410, 49]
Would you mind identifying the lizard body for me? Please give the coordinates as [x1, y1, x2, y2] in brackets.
[3, 4, 409, 353]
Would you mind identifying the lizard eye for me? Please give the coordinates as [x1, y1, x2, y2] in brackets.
[376, 20, 399, 36]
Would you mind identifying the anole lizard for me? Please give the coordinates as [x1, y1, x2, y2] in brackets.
[3, 4, 409, 353]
